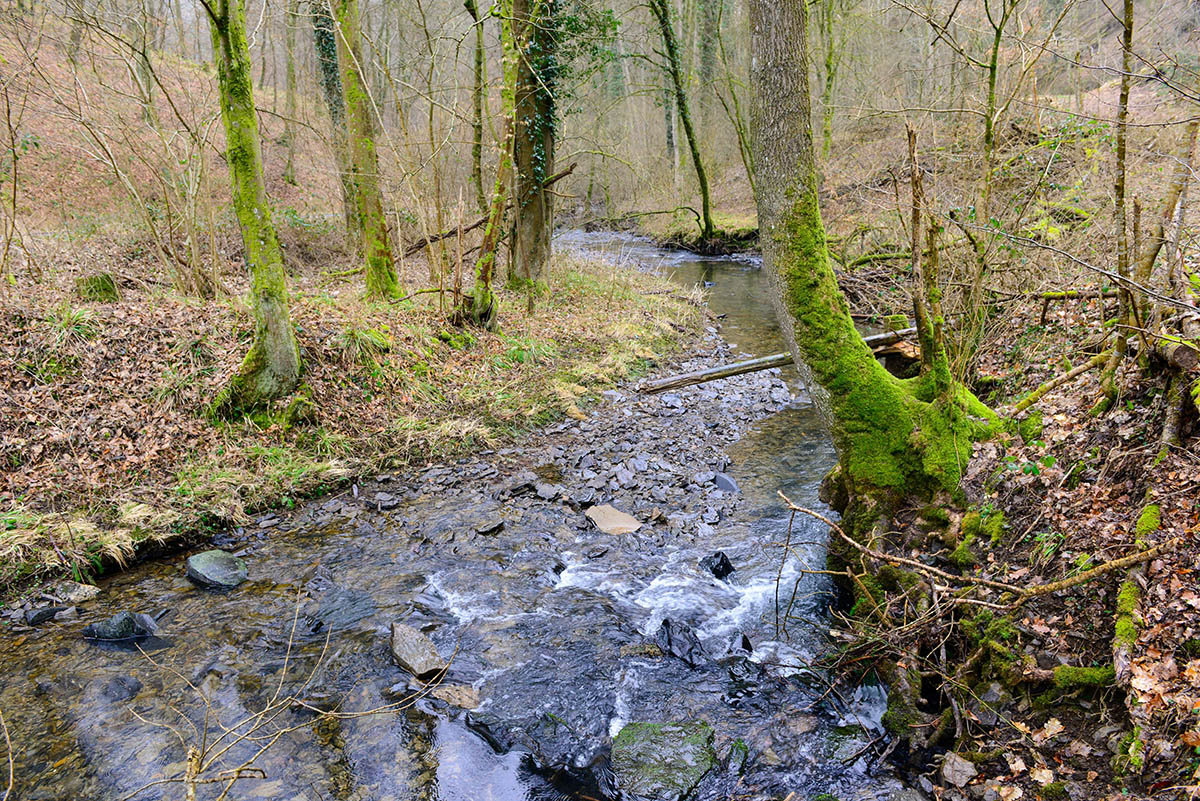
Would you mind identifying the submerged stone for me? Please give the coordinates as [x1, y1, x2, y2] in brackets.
[654, 619, 706, 668]
[390, 622, 446, 679]
[185, 550, 248, 589]
[82, 611, 158, 641]
[611, 721, 716, 801]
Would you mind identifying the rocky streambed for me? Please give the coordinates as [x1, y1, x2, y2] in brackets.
[0, 233, 919, 801]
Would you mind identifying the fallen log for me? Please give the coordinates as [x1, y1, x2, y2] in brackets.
[640, 328, 916, 394]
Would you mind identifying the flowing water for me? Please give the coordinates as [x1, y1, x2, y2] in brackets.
[0, 232, 912, 801]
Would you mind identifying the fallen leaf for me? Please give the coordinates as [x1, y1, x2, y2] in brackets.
[1030, 766, 1054, 785]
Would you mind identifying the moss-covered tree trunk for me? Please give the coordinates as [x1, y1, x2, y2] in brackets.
[333, 0, 400, 298]
[206, 0, 301, 417]
[460, 0, 518, 330]
[746, 0, 996, 531]
[312, 0, 359, 241]
[508, 0, 556, 289]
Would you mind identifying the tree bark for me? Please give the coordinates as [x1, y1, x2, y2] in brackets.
[311, 0, 359, 240]
[205, 0, 301, 416]
[508, 0, 556, 289]
[283, 0, 299, 184]
[464, 0, 488, 216]
[650, 0, 715, 241]
[747, 0, 995, 522]
[332, 0, 400, 297]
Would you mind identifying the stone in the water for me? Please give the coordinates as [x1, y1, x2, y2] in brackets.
[82, 611, 158, 640]
[611, 721, 715, 801]
[584, 504, 641, 535]
[25, 606, 67, 625]
[53, 580, 101, 604]
[712, 472, 738, 493]
[474, 517, 505, 536]
[699, 551, 735, 580]
[430, 684, 479, 709]
[185, 550, 248, 589]
[390, 622, 446, 679]
[654, 619, 706, 668]
[101, 675, 143, 702]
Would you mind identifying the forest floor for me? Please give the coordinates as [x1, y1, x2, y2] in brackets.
[0, 239, 702, 597]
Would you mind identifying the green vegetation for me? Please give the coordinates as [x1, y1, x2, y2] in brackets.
[1053, 664, 1116, 689]
[74, 272, 119, 302]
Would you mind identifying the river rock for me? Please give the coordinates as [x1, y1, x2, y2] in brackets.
[100, 675, 143, 702]
[941, 751, 978, 788]
[390, 622, 446, 678]
[699, 551, 735, 580]
[25, 606, 68, 625]
[584, 504, 641, 535]
[654, 619, 706, 668]
[53, 580, 101, 604]
[82, 610, 158, 640]
[611, 721, 716, 801]
[185, 550, 247, 589]
[712, 472, 739, 493]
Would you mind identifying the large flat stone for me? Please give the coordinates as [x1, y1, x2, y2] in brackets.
[584, 504, 641, 535]
[185, 550, 248, 589]
[611, 721, 715, 801]
[390, 622, 446, 679]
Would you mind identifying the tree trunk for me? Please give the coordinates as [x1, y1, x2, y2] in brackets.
[205, 0, 301, 416]
[650, 0, 714, 241]
[332, 0, 400, 297]
[312, 0, 359, 241]
[747, 0, 995, 526]
[464, 0, 488, 216]
[508, 0, 556, 289]
[283, 0, 298, 184]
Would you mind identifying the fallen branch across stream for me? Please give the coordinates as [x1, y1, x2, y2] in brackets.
[639, 328, 916, 394]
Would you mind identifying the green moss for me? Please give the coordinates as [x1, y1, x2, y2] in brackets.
[1116, 580, 1139, 617]
[1182, 638, 1200, 659]
[983, 510, 1006, 546]
[812, 794, 840, 801]
[1017, 410, 1044, 443]
[75, 272, 119, 302]
[961, 511, 982, 539]
[1135, 504, 1160, 540]
[1114, 579, 1140, 647]
[1041, 780, 1068, 799]
[876, 564, 920, 592]
[950, 533, 977, 568]
[1053, 664, 1115, 689]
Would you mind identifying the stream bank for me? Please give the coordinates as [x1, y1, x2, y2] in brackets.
[1, 233, 920, 801]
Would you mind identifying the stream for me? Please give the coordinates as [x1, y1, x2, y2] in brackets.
[0, 232, 917, 801]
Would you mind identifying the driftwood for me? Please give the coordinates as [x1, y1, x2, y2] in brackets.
[402, 163, 576, 257]
[640, 328, 916, 394]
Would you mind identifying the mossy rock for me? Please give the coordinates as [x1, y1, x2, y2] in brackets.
[611, 722, 715, 801]
[75, 272, 119, 302]
[283, 393, 317, 428]
[1016, 410, 1044, 443]
[949, 533, 977, 568]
